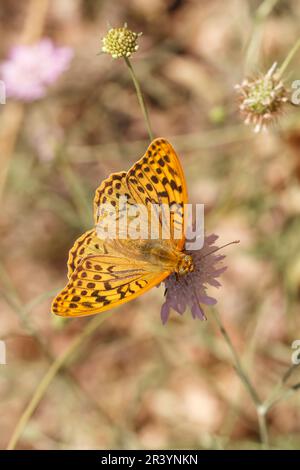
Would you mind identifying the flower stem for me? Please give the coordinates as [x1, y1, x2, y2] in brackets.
[278, 37, 300, 78]
[257, 407, 269, 449]
[212, 309, 269, 448]
[263, 363, 300, 412]
[245, 0, 280, 73]
[124, 57, 154, 141]
[6, 312, 112, 450]
[213, 310, 261, 406]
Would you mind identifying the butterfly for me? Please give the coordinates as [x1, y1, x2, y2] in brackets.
[51, 138, 194, 317]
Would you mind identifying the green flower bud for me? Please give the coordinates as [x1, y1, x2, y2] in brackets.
[101, 24, 142, 59]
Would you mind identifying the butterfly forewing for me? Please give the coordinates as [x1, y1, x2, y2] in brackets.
[126, 139, 187, 249]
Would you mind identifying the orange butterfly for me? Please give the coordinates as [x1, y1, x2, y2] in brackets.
[52, 138, 193, 317]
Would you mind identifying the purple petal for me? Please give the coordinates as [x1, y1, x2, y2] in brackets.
[206, 234, 219, 245]
[160, 302, 170, 325]
[212, 266, 227, 277]
[191, 302, 206, 320]
[198, 295, 217, 305]
[161, 233, 230, 323]
[208, 278, 222, 287]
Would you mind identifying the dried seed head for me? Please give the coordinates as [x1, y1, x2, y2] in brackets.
[101, 24, 142, 59]
[235, 63, 288, 133]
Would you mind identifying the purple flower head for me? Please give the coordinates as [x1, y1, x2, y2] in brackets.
[161, 234, 232, 324]
[0, 39, 73, 102]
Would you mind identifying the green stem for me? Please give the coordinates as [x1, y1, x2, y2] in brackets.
[263, 363, 300, 412]
[257, 406, 270, 449]
[6, 312, 112, 450]
[278, 37, 300, 78]
[213, 311, 261, 406]
[212, 309, 269, 448]
[124, 57, 154, 141]
[245, 0, 279, 73]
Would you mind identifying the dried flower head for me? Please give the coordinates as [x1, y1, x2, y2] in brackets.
[235, 63, 288, 133]
[160, 234, 233, 324]
[101, 24, 142, 59]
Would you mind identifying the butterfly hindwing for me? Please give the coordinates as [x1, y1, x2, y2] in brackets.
[52, 253, 169, 317]
[67, 229, 98, 278]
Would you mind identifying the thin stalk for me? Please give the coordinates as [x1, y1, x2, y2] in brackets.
[245, 0, 279, 73]
[257, 408, 269, 449]
[278, 37, 300, 78]
[212, 309, 269, 448]
[6, 312, 112, 450]
[124, 57, 153, 141]
[213, 310, 261, 406]
[263, 363, 300, 412]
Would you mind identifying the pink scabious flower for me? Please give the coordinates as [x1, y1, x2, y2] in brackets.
[0, 39, 73, 101]
[161, 234, 228, 324]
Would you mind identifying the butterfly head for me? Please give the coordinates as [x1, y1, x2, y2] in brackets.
[176, 253, 194, 276]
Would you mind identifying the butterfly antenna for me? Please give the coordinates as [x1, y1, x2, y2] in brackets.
[199, 240, 240, 260]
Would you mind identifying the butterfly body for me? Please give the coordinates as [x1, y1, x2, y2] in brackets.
[52, 138, 189, 318]
[135, 239, 194, 275]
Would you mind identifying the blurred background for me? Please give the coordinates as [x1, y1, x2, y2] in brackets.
[0, 0, 300, 450]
